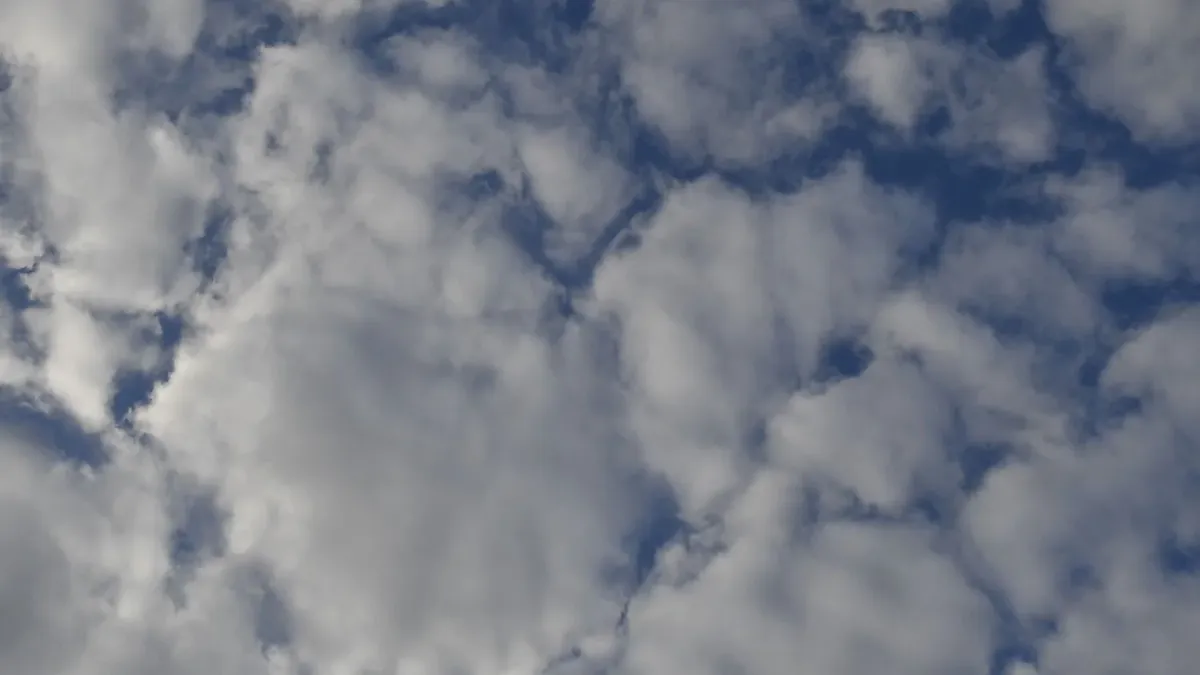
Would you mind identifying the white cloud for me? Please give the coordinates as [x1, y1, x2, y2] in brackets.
[148, 288, 643, 673]
[589, 162, 932, 519]
[593, 0, 832, 164]
[1102, 308, 1200, 436]
[1048, 167, 1200, 281]
[846, 33, 1055, 161]
[932, 222, 1099, 339]
[769, 356, 958, 510]
[0, 2, 1198, 675]
[386, 30, 490, 94]
[1045, 0, 1200, 141]
[622, 479, 994, 675]
[515, 122, 634, 266]
[846, 33, 942, 132]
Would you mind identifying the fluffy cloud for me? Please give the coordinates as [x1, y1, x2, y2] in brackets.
[1045, 0, 1200, 142]
[0, 1, 1197, 674]
[845, 31, 1054, 161]
[592, 0, 831, 164]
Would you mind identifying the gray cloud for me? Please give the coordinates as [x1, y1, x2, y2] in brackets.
[0, 1, 1197, 674]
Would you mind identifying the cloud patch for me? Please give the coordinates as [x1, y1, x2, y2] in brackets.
[0, 1, 1197, 674]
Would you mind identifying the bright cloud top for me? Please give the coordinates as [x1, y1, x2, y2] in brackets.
[0, 1, 1197, 674]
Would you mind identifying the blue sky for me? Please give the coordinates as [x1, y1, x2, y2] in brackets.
[0, 1, 1198, 674]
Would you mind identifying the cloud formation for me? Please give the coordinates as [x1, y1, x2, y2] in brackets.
[0, 1, 1197, 674]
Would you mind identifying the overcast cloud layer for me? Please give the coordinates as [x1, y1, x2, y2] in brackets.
[0, 1, 1198, 674]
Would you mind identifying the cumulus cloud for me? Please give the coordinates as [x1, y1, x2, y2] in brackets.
[846, 31, 1054, 161]
[593, 0, 831, 164]
[0, 1, 1198, 674]
[1045, 0, 1200, 142]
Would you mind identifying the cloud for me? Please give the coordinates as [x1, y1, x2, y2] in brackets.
[593, 0, 832, 165]
[0, 1, 1197, 675]
[623, 498, 994, 675]
[515, 121, 635, 266]
[1047, 166, 1200, 281]
[846, 33, 1055, 162]
[1044, 0, 1200, 142]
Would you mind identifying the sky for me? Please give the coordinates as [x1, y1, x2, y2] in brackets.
[0, 0, 1197, 674]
